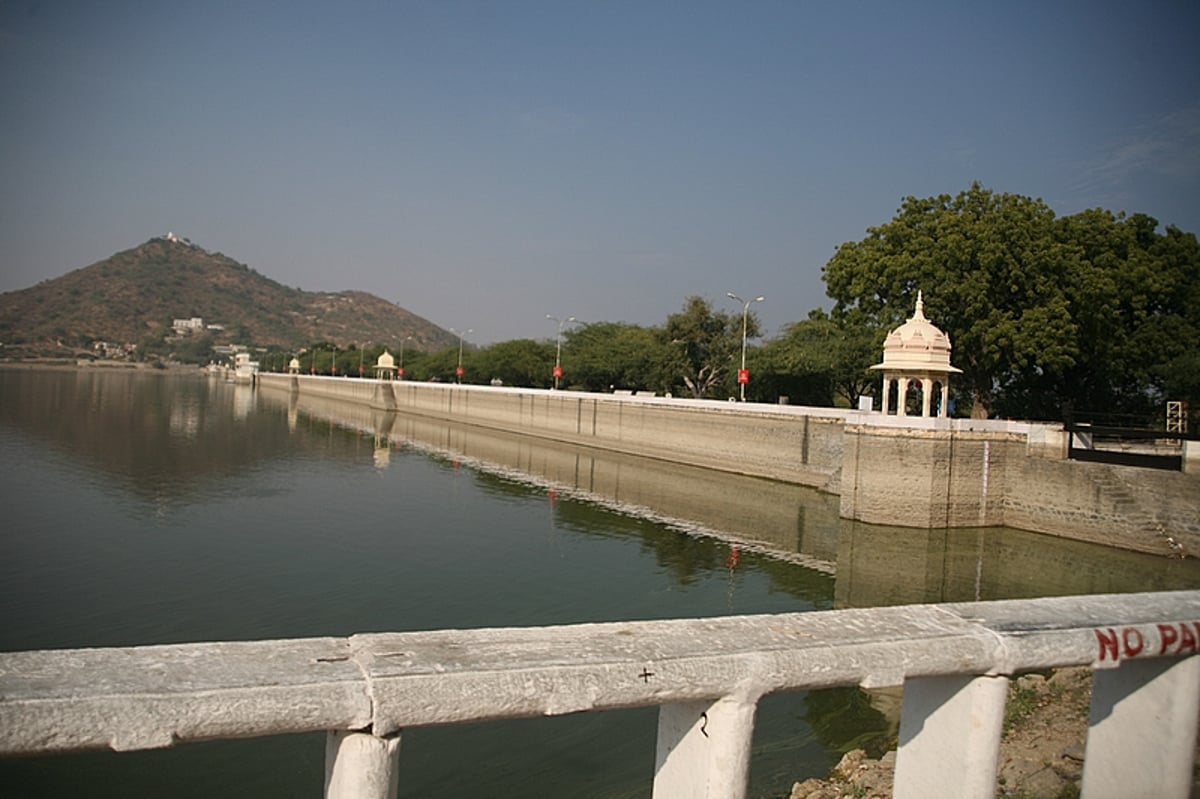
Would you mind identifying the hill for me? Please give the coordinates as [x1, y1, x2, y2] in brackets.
[0, 235, 457, 358]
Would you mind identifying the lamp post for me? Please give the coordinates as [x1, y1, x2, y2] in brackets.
[727, 292, 764, 402]
[546, 314, 577, 390]
[450, 328, 473, 383]
[398, 335, 413, 380]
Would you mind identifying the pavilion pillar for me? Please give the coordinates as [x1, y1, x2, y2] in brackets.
[920, 377, 933, 417]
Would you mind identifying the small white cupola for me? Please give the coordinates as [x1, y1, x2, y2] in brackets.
[870, 291, 961, 417]
[374, 350, 397, 380]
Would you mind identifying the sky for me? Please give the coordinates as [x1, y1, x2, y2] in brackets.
[2, 1, 1198, 345]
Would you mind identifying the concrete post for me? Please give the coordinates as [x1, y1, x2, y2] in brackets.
[1183, 439, 1199, 475]
[324, 730, 402, 799]
[1080, 655, 1200, 798]
[653, 696, 757, 799]
[893, 673, 1008, 799]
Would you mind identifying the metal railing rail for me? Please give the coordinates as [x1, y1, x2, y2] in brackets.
[1065, 420, 1192, 471]
[2, 591, 1198, 799]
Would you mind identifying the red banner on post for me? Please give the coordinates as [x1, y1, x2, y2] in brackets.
[553, 365, 563, 378]
[737, 368, 750, 384]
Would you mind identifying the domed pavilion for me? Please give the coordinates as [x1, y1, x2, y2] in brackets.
[374, 350, 397, 380]
[870, 291, 961, 417]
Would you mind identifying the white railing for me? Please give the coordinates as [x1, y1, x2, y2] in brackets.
[2, 591, 1198, 798]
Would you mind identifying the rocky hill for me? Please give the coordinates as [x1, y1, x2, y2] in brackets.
[0, 236, 457, 356]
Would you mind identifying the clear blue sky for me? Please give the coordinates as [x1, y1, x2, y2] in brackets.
[2, 1, 1198, 345]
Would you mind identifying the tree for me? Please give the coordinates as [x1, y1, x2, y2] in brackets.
[662, 296, 756, 399]
[562, 322, 666, 392]
[824, 184, 1200, 421]
[1039, 211, 1200, 422]
[753, 310, 880, 407]
[824, 184, 1080, 418]
[409, 347, 466, 383]
[474, 339, 555, 387]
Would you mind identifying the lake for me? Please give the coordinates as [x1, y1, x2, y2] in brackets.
[2, 368, 1196, 798]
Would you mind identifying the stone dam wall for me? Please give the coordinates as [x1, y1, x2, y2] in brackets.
[258, 374, 1199, 556]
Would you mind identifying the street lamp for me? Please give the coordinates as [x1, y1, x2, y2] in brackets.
[397, 335, 413, 380]
[727, 292, 765, 401]
[546, 314, 577, 390]
[450, 327, 473, 383]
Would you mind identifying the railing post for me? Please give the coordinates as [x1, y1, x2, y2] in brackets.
[1080, 655, 1200, 798]
[324, 729, 401, 799]
[653, 696, 757, 799]
[893, 673, 1008, 799]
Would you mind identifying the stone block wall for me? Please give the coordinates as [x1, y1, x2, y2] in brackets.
[837, 425, 1020, 529]
[1003, 457, 1200, 557]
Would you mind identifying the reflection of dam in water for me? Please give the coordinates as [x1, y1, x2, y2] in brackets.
[265, 389, 1200, 609]
[272, 388, 840, 571]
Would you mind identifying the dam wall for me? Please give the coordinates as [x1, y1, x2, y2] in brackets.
[258, 374, 1199, 555]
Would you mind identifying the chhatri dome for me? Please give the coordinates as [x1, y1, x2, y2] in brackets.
[870, 291, 961, 417]
[374, 350, 397, 380]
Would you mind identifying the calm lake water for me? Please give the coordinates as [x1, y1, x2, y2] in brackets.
[2, 368, 1197, 798]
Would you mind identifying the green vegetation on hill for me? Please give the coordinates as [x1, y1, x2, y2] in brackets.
[0, 237, 457, 360]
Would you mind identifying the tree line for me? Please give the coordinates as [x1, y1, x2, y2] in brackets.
[260, 183, 1198, 427]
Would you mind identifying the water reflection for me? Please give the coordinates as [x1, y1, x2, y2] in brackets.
[264, 385, 1200, 607]
[0, 369, 360, 505]
[836, 522, 1200, 607]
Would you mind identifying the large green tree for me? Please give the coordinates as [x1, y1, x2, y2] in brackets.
[824, 184, 1200, 421]
[824, 183, 1076, 417]
[1038, 210, 1200, 422]
[562, 321, 666, 393]
[474, 339, 555, 387]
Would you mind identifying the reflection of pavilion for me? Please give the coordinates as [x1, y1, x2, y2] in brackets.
[870, 291, 961, 417]
[232, 383, 255, 419]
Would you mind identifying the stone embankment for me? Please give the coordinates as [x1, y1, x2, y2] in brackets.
[259, 374, 1200, 557]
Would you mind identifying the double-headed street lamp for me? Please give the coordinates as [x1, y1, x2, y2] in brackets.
[450, 327, 473, 383]
[727, 292, 765, 402]
[546, 314, 577, 390]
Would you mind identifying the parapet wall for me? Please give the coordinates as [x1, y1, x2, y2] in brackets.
[258, 375, 1198, 555]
